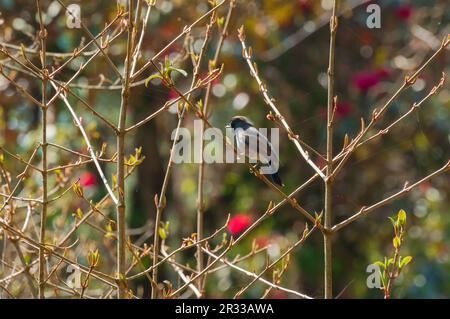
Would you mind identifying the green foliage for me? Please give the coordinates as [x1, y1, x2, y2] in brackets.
[145, 56, 188, 87]
[159, 221, 170, 241]
[372, 209, 414, 298]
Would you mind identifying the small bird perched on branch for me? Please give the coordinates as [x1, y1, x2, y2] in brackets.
[226, 116, 284, 187]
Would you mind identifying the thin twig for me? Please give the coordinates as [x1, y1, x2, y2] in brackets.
[203, 248, 313, 299]
[323, 0, 339, 300]
[131, 0, 226, 81]
[36, 0, 48, 299]
[331, 36, 450, 179]
[235, 224, 316, 298]
[48, 81, 118, 205]
[238, 27, 326, 180]
[332, 159, 450, 232]
[115, 0, 136, 298]
[196, 0, 235, 296]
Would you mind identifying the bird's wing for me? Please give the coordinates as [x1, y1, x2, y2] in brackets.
[239, 127, 280, 165]
[234, 128, 247, 159]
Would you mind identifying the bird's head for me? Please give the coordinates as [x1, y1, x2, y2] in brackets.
[226, 116, 254, 130]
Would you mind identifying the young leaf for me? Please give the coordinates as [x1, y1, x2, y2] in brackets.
[24, 254, 31, 266]
[159, 227, 167, 240]
[398, 209, 407, 225]
[217, 16, 225, 28]
[343, 133, 349, 149]
[88, 249, 101, 268]
[400, 256, 413, 269]
[393, 236, 401, 249]
[387, 258, 394, 267]
[112, 174, 117, 189]
[145, 73, 163, 87]
[388, 216, 396, 228]
[164, 55, 171, 69]
[75, 208, 84, 219]
[72, 182, 84, 198]
[167, 66, 188, 77]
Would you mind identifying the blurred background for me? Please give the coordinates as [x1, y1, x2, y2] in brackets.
[0, 0, 449, 298]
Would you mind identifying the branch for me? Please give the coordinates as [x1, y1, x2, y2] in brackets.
[131, 0, 226, 81]
[235, 224, 316, 298]
[48, 81, 119, 205]
[323, 0, 339, 300]
[196, 0, 235, 296]
[332, 159, 450, 232]
[331, 35, 450, 179]
[203, 248, 313, 299]
[238, 27, 326, 180]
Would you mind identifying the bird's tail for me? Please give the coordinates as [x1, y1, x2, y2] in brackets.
[260, 160, 283, 187]
[266, 171, 284, 187]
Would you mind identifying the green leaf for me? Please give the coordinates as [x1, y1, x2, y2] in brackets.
[217, 16, 225, 28]
[88, 249, 101, 267]
[398, 209, 407, 225]
[72, 182, 84, 198]
[387, 258, 394, 267]
[159, 227, 167, 240]
[104, 232, 114, 238]
[400, 256, 413, 269]
[374, 261, 385, 269]
[393, 236, 401, 249]
[196, 99, 204, 111]
[127, 155, 137, 165]
[164, 55, 171, 69]
[145, 73, 163, 87]
[105, 220, 115, 238]
[388, 216, 396, 227]
[167, 66, 188, 77]
[75, 208, 84, 219]
[24, 254, 31, 266]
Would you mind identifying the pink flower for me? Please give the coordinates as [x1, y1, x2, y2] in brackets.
[336, 101, 352, 119]
[79, 172, 97, 188]
[297, 0, 312, 14]
[395, 4, 413, 21]
[352, 68, 391, 92]
[352, 71, 380, 92]
[168, 89, 178, 101]
[228, 214, 252, 236]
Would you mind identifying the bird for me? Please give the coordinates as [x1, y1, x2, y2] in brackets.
[226, 116, 284, 187]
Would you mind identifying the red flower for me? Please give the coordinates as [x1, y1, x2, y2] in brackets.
[352, 71, 380, 92]
[168, 89, 178, 101]
[352, 68, 391, 92]
[336, 101, 352, 119]
[228, 214, 252, 236]
[297, 0, 312, 14]
[395, 4, 413, 21]
[79, 172, 97, 188]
